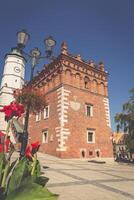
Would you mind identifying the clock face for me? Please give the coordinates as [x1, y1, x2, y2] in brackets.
[14, 67, 21, 73]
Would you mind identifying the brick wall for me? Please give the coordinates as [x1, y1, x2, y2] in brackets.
[28, 52, 113, 158]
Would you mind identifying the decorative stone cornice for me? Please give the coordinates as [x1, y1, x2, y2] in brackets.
[31, 50, 108, 87]
[32, 57, 62, 87]
[60, 54, 107, 75]
[59, 54, 108, 82]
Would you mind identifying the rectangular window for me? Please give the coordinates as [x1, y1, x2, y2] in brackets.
[44, 105, 49, 119]
[42, 129, 48, 143]
[85, 104, 93, 117]
[36, 111, 41, 122]
[87, 129, 95, 143]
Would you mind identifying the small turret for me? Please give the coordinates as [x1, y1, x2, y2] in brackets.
[75, 54, 82, 61]
[61, 42, 68, 54]
[99, 61, 105, 71]
[88, 60, 95, 68]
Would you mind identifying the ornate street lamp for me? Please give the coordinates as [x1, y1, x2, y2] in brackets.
[16, 30, 56, 157]
[44, 36, 56, 57]
[17, 30, 30, 49]
[30, 48, 41, 80]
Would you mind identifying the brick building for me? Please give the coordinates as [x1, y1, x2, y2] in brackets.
[28, 42, 113, 158]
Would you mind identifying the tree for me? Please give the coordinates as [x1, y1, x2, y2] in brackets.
[115, 88, 134, 154]
[13, 86, 46, 113]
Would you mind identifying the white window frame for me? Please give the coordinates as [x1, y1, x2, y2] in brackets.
[44, 105, 49, 119]
[87, 129, 95, 143]
[42, 129, 48, 143]
[36, 111, 41, 122]
[85, 104, 93, 117]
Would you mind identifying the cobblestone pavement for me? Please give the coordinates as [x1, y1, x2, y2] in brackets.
[38, 153, 134, 200]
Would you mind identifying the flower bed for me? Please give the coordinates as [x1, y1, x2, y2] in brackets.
[0, 101, 58, 200]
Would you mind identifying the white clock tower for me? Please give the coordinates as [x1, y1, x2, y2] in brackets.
[0, 30, 29, 131]
[0, 48, 26, 131]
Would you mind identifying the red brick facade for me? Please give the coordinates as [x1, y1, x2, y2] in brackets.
[28, 42, 113, 158]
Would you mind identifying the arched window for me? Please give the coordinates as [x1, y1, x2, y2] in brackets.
[99, 82, 105, 95]
[75, 73, 81, 87]
[65, 69, 71, 75]
[92, 79, 98, 93]
[75, 73, 80, 79]
[65, 69, 72, 83]
[84, 76, 90, 89]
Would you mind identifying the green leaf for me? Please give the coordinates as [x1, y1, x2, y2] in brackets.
[7, 158, 30, 195]
[0, 187, 5, 200]
[35, 176, 49, 187]
[0, 153, 5, 185]
[5, 159, 18, 192]
[32, 160, 41, 179]
[6, 182, 58, 200]
[12, 118, 24, 134]
[126, 137, 134, 153]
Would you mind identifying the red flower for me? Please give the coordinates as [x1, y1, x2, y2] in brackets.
[31, 141, 40, 155]
[25, 141, 40, 158]
[0, 131, 5, 137]
[31, 141, 40, 149]
[5, 137, 10, 153]
[0, 102, 24, 121]
[0, 133, 10, 153]
[0, 105, 13, 118]
[0, 144, 3, 153]
[25, 145, 32, 158]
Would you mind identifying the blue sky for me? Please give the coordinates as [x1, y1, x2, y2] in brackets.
[0, 0, 134, 130]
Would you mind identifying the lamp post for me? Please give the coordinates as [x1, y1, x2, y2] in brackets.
[16, 30, 56, 157]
